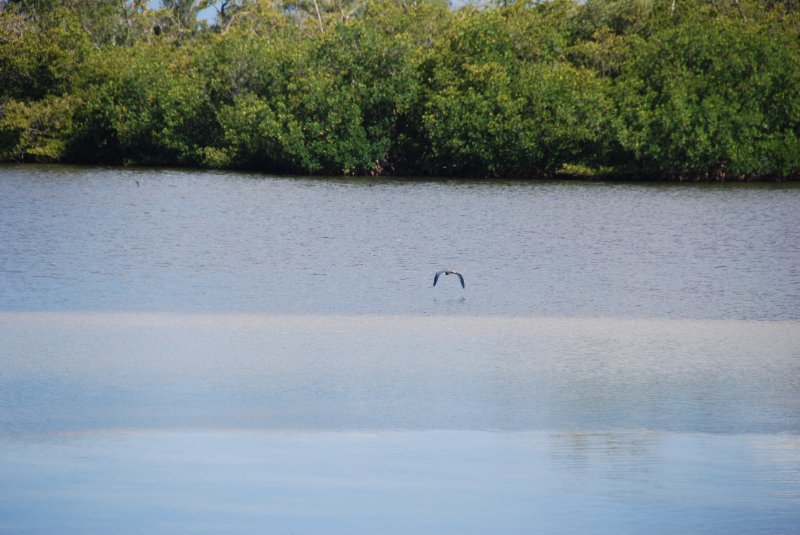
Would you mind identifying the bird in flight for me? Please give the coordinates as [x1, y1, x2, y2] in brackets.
[433, 269, 465, 289]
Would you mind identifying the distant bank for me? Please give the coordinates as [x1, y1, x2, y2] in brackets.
[2, 0, 799, 181]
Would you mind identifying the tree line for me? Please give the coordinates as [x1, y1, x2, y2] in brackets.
[1, 0, 799, 180]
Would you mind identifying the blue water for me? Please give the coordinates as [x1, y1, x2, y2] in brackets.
[1, 165, 798, 319]
[2, 429, 798, 535]
[1, 165, 799, 534]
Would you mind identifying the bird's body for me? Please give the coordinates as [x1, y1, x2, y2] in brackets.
[433, 269, 465, 289]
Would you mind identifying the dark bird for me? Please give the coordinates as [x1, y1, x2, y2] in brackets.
[433, 269, 465, 289]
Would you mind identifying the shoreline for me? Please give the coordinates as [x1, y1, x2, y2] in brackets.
[2, 162, 799, 184]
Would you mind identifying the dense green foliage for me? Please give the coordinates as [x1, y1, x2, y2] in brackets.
[1, 0, 799, 179]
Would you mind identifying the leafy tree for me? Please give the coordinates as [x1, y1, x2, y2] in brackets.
[419, 4, 612, 176]
[616, 12, 800, 179]
[1, 0, 152, 45]
[158, 0, 211, 36]
[0, 7, 90, 100]
[0, 0, 798, 178]
[0, 95, 75, 160]
[0, 6, 88, 160]
[66, 40, 216, 165]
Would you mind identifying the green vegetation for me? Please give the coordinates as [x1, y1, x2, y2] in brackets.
[1, 0, 799, 180]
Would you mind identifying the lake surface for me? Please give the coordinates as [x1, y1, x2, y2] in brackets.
[1, 165, 799, 534]
[2, 165, 798, 319]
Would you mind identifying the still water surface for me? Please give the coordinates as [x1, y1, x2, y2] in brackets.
[1, 165, 799, 534]
[2, 165, 798, 318]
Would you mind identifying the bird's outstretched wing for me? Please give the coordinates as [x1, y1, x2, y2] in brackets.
[455, 272, 465, 288]
[433, 270, 446, 287]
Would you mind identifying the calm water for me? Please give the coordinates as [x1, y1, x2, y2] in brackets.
[2, 165, 798, 318]
[1, 165, 799, 534]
